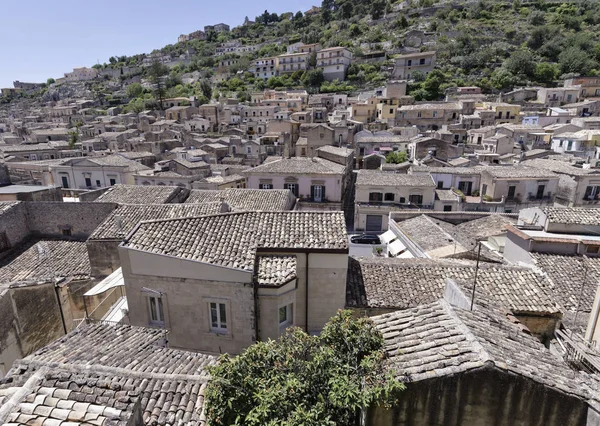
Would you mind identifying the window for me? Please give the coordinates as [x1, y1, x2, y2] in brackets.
[417, 112, 422, 118]
[96, 180, 101, 187]
[301, 148, 306, 156]
[443, 205, 452, 212]
[437, 181, 444, 189]
[369, 192, 383, 202]
[247, 146, 252, 154]
[279, 303, 293, 326]
[384, 193, 395, 201]
[311, 185, 325, 202]
[409, 194, 423, 205]
[110, 178, 116, 186]
[85, 177, 92, 187]
[260, 183, 273, 189]
[407, 59, 412, 66]
[284, 183, 299, 197]
[61, 228, 72, 236]
[399, 197, 406, 203]
[61, 176, 70, 189]
[419, 58, 425, 65]
[584, 186, 600, 200]
[482, 184, 487, 196]
[210, 302, 227, 333]
[148, 296, 164, 325]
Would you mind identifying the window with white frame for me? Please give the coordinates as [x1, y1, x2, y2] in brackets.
[210, 301, 228, 333]
[147, 295, 164, 325]
[279, 303, 293, 326]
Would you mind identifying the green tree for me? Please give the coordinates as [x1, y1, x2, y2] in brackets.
[205, 311, 404, 426]
[147, 61, 169, 109]
[126, 82, 143, 98]
[386, 151, 408, 164]
[199, 79, 213, 101]
[534, 62, 558, 85]
[371, 0, 386, 20]
[503, 49, 536, 78]
[559, 47, 597, 76]
[303, 69, 325, 87]
[67, 130, 79, 150]
[46, 78, 55, 86]
[491, 68, 518, 91]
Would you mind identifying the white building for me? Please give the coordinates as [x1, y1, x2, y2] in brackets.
[317, 47, 353, 81]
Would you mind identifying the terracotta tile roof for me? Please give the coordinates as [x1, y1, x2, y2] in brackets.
[525, 158, 600, 176]
[346, 257, 559, 315]
[185, 188, 294, 211]
[95, 184, 181, 205]
[483, 165, 558, 179]
[0, 239, 91, 285]
[123, 211, 348, 271]
[89, 203, 227, 240]
[356, 170, 436, 187]
[243, 157, 345, 175]
[531, 253, 600, 313]
[256, 255, 297, 286]
[543, 207, 600, 226]
[84, 155, 152, 172]
[1, 322, 217, 426]
[374, 300, 597, 401]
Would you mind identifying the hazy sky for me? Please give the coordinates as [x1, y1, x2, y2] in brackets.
[0, 0, 318, 88]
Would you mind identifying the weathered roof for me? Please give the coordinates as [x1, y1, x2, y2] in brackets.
[483, 165, 557, 179]
[410, 165, 482, 175]
[89, 203, 227, 240]
[95, 184, 180, 204]
[525, 158, 600, 177]
[316, 145, 354, 157]
[0, 239, 90, 285]
[543, 207, 600, 226]
[123, 211, 348, 271]
[243, 157, 345, 175]
[256, 255, 297, 286]
[185, 188, 293, 211]
[454, 214, 516, 240]
[1, 322, 217, 426]
[172, 158, 211, 169]
[356, 170, 435, 187]
[435, 189, 459, 202]
[397, 215, 463, 253]
[346, 257, 559, 315]
[374, 300, 596, 402]
[531, 253, 600, 313]
[83, 155, 152, 172]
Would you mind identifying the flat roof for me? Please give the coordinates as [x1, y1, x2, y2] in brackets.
[0, 185, 57, 194]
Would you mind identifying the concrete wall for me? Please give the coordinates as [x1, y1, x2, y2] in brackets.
[0, 284, 65, 377]
[246, 174, 343, 202]
[369, 367, 588, 426]
[87, 240, 122, 277]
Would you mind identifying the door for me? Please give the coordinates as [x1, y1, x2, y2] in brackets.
[85, 177, 92, 188]
[61, 176, 69, 188]
[313, 185, 323, 202]
[536, 185, 545, 199]
[458, 181, 472, 195]
[365, 215, 382, 232]
[507, 185, 516, 200]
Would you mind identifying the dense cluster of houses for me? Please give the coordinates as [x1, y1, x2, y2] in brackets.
[3, 36, 600, 425]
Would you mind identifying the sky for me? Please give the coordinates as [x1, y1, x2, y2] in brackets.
[0, 0, 318, 88]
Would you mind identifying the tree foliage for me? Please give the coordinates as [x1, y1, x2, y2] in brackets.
[126, 83, 143, 98]
[205, 310, 404, 426]
[386, 151, 408, 164]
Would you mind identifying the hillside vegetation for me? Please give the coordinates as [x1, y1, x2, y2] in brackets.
[3, 0, 600, 110]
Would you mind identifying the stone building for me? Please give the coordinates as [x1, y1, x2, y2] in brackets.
[119, 211, 348, 354]
[369, 299, 597, 426]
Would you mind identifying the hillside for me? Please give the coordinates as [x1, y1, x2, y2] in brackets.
[3, 0, 600, 111]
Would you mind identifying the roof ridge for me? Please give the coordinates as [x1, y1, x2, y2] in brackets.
[439, 300, 493, 364]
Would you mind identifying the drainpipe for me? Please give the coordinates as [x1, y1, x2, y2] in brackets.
[54, 284, 68, 335]
[305, 253, 309, 333]
[253, 276, 260, 343]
